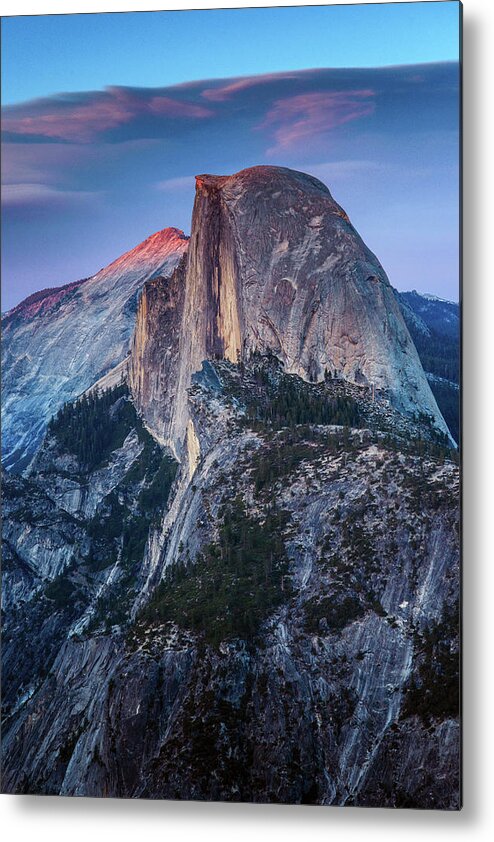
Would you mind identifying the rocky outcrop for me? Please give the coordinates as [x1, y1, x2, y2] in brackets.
[1, 360, 460, 806]
[30, 428, 145, 521]
[129, 167, 450, 459]
[1, 385, 178, 731]
[1, 228, 188, 472]
[1, 471, 85, 610]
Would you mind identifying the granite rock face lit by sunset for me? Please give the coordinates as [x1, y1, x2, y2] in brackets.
[1, 167, 460, 807]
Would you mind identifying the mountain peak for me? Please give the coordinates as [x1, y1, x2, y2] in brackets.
[91, 227, 188, 286]
[4, 228, 189, 323]
[422, 292, 457, 305]
[2, 227, 188, 471]
[130, 164, 451, 460]
[139, 227, 188, 248]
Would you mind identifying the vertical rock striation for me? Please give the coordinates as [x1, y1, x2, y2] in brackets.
[128, 256, 188, 457]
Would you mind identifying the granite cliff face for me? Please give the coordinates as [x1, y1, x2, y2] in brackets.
[128, 257, 187, 456]
[2, 165, 459, 807]
[129, 167, 450, 458]
[2, 228, 188, 472]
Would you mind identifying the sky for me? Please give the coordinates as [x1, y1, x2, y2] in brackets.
[1, 2, 461, 309]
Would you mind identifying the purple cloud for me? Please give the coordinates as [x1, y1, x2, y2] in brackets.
[1, 64, 459, 309]
[2, 86, 214, 143]
[259, 89, 376, 155]
[6, 74, 380, 210]
[201, 72, 300, 102]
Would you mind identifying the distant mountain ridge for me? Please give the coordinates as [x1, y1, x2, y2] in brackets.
[395, 290, 460, 442]
[398, 290, 459, 341]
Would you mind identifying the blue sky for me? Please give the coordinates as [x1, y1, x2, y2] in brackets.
[1, 3, 461, 308]
[2, 4, 461, 104]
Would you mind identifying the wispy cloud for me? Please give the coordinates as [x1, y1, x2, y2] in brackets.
[2, 86, 214, 143]
[2, 183, 101, 209]
[259, 90, 376, 155]
[201, 72, 300, 102]
[2, 141, 100, 184]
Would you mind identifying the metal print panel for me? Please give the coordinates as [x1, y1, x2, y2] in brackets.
[1, 2, 461, 807]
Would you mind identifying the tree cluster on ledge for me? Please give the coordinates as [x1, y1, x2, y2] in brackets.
[140, 495, 291, 648]
[48, 383, 132, 471]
